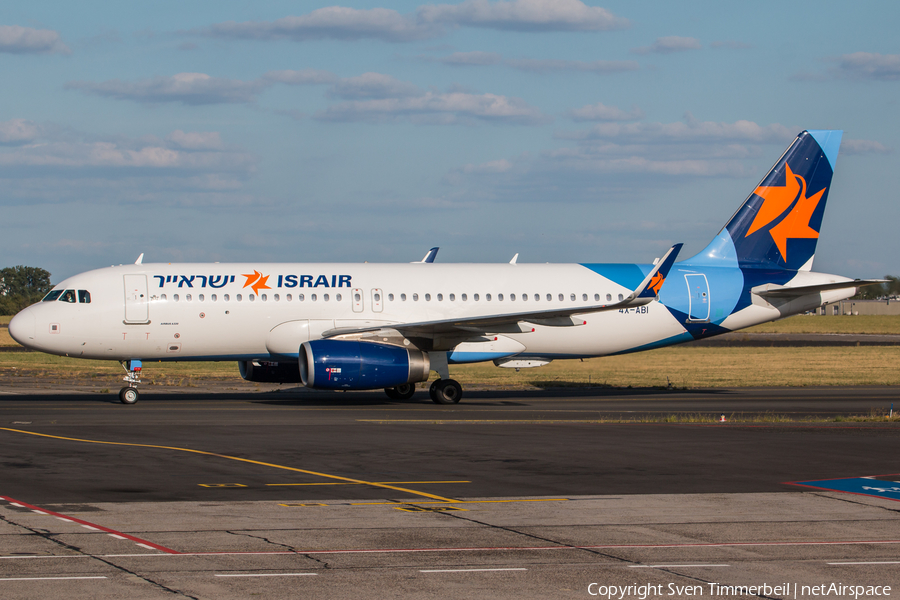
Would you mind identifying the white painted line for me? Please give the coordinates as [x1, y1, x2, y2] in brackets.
[108, 534, 126, 540]
[215, 573, 318, 578]
[135, 544, 157, 550]
[9, 503, 23, 507]
[629, 564, 730, 568]
[55, 517, 72, 522]
[828, 561, 900, 565]
[420, 568, 527, 573]
[0, 556, 86, 560]
[80, 525, 99, 531]
[31, 510, 46, 515]
[0, 576, 107, 581]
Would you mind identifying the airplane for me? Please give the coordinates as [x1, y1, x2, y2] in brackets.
[8, 130, 883, 405]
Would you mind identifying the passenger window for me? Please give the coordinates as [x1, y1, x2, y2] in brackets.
[199, 294, 205, 302]
[236, 294, 241, 302]
[43, 290, 63, 302]
[311, 294, 317, 301]
[388, 293, 394, 301]
[161, 294, 167, 301]
[261, 294, 267, 301]
[618, 293, 624, 301]
[498, 294, 503, 301]
[510, 294, 516, 301]
[461, 294, 467, 301]
[274, 294, 279, 301]
[286, 294, 292, 301]
[449, 293, 455, 301]
[425, 294, 431, 301]
[401, 293, 407, 301]
[474, 294, 479, 301]
[606, 294, 612, 301]
[211, 294, 217, 302]
[582, 294, 588, 301]
[570, 293, 575, 301]
[324, 294, 330, 301]
[413, 293, 419, 301]
[299, 294, 304, 301]
[60, 289, 76, 303]
[486, 294, 492, 301]
[224, 294, 230, 301]
[78, 290, 91, 303]
[174, 294, 180, 302]
[557, 294, 562, 301]
[186, 294, 192, 302]
[248, 294, 255, 302]
[437, 293, 443, 301]
[594, 294, 600, 301]
[336, 293, 342, 301]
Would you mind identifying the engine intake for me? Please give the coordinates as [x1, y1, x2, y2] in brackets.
[299, 339, 430, 390]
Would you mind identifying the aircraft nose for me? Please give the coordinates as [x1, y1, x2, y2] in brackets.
[8, 309, 35, 346]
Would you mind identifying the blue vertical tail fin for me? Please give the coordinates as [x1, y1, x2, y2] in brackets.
[688, 130, 842, 271]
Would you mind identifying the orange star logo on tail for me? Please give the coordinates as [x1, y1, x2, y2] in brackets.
[649, 272, 665, 296]
[745, 163, 825, 261]
[241, 270, 271, 295]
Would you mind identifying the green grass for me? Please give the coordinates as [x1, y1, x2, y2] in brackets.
[744, 314, 900, 334]
[0, 316, 11, 325]
[3, 346, 900, 389]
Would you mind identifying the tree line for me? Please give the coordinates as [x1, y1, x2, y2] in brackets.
[852, 275, 900, 300]
[0, 266, 52, 315]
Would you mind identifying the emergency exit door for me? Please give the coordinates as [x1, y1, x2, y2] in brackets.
[124, 274, 149, 323]
[684, 274, 710, 323]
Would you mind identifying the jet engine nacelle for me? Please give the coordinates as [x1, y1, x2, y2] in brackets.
[299, 339, 430, 390]
[238, 360, 303, 383]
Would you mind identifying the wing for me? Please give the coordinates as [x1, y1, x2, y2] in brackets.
[323, 244, 683, 342]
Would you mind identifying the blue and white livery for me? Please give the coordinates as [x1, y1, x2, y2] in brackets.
[8, 131, 880, 404]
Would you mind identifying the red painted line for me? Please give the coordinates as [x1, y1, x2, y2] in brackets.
[0, 496, 180, 555]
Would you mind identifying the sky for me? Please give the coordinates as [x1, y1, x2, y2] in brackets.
[1, 0, 898, 282]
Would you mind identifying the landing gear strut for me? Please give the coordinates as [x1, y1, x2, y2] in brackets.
[384, 383, 417, 400]
[429, 379, 462, 404]
[119, 359, 142, 405]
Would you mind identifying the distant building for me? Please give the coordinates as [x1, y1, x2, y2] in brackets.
[814, 299, 900, 316]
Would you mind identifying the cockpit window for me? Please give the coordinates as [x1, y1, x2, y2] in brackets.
[43, 290, 63, 302]
[78, 290, 91, 304]
[60, 290, 77, 303]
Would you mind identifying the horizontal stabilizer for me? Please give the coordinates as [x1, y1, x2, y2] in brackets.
[751, 279, 886, 298]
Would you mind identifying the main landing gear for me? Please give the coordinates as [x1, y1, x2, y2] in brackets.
[384, 383, 417, 400]
[119, 359, 142, 405]
[429, 379, 462, 405]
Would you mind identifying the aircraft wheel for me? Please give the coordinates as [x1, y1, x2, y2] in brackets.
[393, 383, 416, 400]
[384, 387, 400, 400]
[430, 379, 462, 405]
[119, 387, 139, 405]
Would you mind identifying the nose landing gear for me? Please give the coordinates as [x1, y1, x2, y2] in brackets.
[119, 359, 142, 405]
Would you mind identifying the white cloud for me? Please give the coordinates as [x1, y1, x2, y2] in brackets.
[0, 25, 70, 55]
[565, 113, 795, 144]
[166, 130, 224, 151]
[632, 36, 701, 55]
[203, 1, 627, 43]
[66, 73, 266, 105]
[0, 119, 40, 144]
[327, 72, 421, 99]
[207, 7, 435, 43]
[566, 103, 644, 122]
[842, 138, 892, 155]
[317, 91, 547, 125]
[829, 52, 900, 81]
[0, 126, 254, 177]
[418, 0, 628, 32]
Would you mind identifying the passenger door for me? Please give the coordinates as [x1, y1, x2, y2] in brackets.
[124, 275, 150, 323]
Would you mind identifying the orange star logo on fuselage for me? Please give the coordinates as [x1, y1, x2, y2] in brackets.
[241, 270, 272, 295]
[745, 163, 825, 262]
